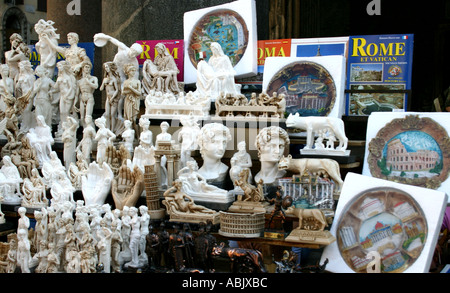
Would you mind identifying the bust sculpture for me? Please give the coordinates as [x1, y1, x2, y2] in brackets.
[254, 126, 290, 185]
[197, 123, 232, 184]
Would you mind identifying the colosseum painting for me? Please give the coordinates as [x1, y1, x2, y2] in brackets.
[367, 115, 450, 189]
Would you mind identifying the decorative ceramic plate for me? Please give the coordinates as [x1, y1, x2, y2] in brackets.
[187, 9, 249, 69]
[336, 187, 428, 273]
[265, 61, 336, 117]
[367, 115, 450, 189]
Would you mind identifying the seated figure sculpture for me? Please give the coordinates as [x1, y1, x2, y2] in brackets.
[195, 42, 240, 100]
[0, 156, 23, 205]
[27, 115, 54, 168]
[142, 43, 181, 95]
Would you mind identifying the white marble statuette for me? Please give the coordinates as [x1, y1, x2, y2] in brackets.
[286, 113, 350, 156]
[81, 162, 114, 208]
[34, 19, 60, 77]
[26, 115, 54, 168]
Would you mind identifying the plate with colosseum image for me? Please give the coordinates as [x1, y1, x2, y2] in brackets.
[363, 112, 450, 195]
[335, 187, 428, 273]
[320, 173, 448, 273]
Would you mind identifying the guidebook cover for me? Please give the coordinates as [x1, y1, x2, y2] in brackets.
[346, 34, 414, 116]
[257, 39, 291, 73]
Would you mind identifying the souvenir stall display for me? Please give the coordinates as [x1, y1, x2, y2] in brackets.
[0, 0, 447, 276]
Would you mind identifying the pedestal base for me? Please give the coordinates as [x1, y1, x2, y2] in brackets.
[285, 229, 336, 245]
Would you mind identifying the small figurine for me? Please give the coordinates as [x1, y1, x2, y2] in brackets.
[51, 61, 78, 138]
[286, 113, 350, 155]
[77, 115, 97, 164]
[62, 116, 79, 170]
[121, 120, 135, 155]
[77, 61, 98, 126]
[178, 114, 201, 168]
[142, 42, 181, 95]
[122, 63, 141, 135]
[266, 186, 292, 229]
[31, 66, 55, 127]
[5, 33, 31, 80]
[100, 61, 122, 130]
[211, 242, 267, 273]
[94, 116, 116, 164]
[162, 180, 220, 224]
[34, 19, 60, 77]
[278, 155, 344, 194]
[26, 115, 54, 168]
[229, 141, 253, 192]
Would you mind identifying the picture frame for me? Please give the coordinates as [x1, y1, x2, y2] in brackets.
[362, 112, 450, 202]
[183, 0, 258, 84]
[320, 172, 448, 273]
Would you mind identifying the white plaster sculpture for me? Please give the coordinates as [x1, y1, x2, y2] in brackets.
[122, 63, 141, 133]
[93, 33, 142, 122]
[142, 42, 181, 95]
[17, 227, 32, 273]
[110, 219, 123, 273]
[0, 64, 14, 113]
[51, 61, 78, 137]
[62, 116, 79, 170]
[41, 151, 66, 187]
[254, 126, 290, 185]
[94, 116, 116, 164]
[177, 160, 232, 205]
[0, 156, 23, 205]
[78, 61, 98, 126]
[77, 115, 96, 164]
[0, 195, 5, 224]
[286, 113, 350, 156]
[34, 19, 60, 77]
[48, 168, 75, 211]
[278, 155, 344, 194]
[44, 32, 91, 79]
[5, 33, 31, 80]
[195, 42, 240, 100]
[67, 161, 86, 191]
[229, 141, 253, 192]
[197, 123, 232, 183]
[31, 66, 56, 127]
[122, 207, 141, 269]
[81, 162, 114, 208]
[132, 118, 155, 173]
[15, 60, 36, 132]
[121, 120, 135, 155]
[215, 91, 286, 120]
[93, 33, 142, 82]
[27, 115, 54, 168]
[138, 205, 150, 266]
[97, 219, 112, 273]
[100, 61, 122, 130]
[178, 114, 201, 168]
[21, 178, 48, 209]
